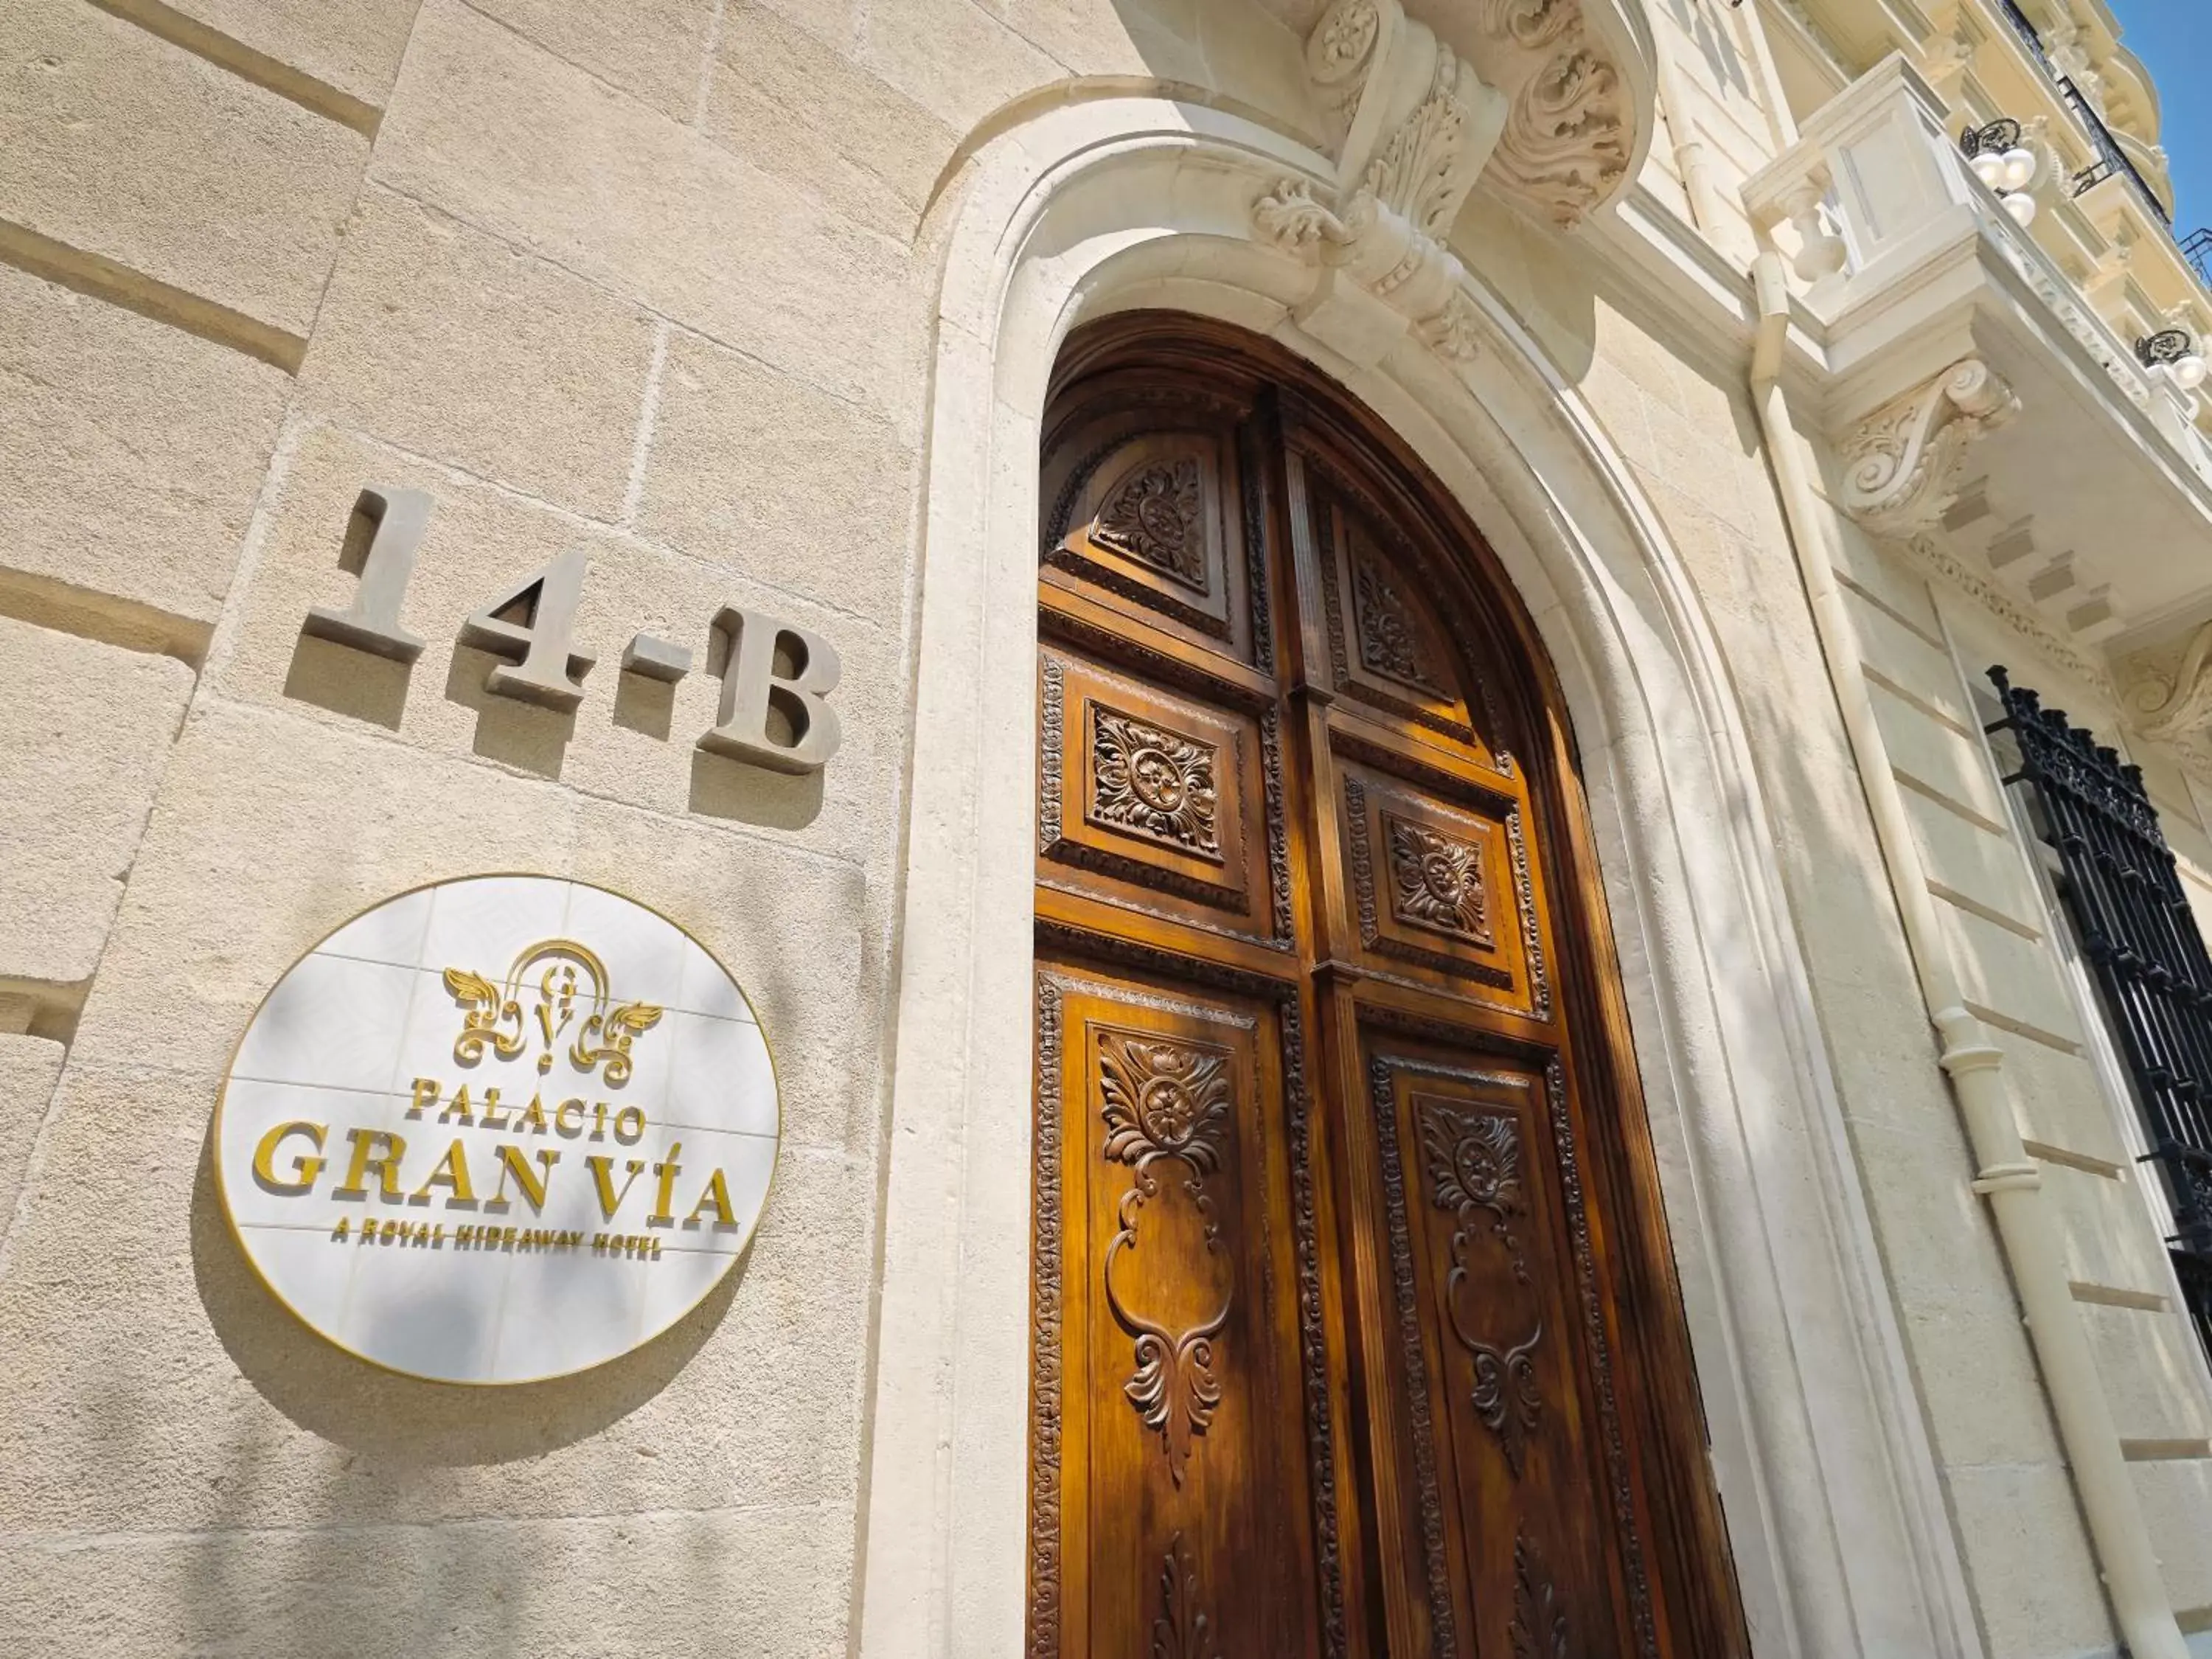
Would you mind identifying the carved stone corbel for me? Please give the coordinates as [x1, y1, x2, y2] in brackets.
[1837, 359, 2021, 540]
[1254, 0, 1505, 367]
[1481, 5, 1632, 230]
[1256, 0, 1638, 367]
[2124, 622, 2212, 744]
[1916, 3, 1972, 96]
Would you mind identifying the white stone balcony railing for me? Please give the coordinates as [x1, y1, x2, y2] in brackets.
[1742, 53, 2212, 495]
[1738, 53, 2212, 663]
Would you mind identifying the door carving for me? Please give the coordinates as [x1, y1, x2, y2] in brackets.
[1031, 318, 1745, 1658]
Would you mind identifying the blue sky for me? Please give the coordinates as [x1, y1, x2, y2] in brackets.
[2106, 0, 2212, 230]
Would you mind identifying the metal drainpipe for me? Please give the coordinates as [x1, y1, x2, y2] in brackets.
[1655, 10, 1727, 233]
[1745, 249, 2189, 1659]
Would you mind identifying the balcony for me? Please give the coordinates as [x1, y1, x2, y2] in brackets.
[1744, 54, 2212, 657]
[1985, 0, 2171, 226]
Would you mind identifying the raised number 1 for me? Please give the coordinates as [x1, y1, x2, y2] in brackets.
[303, 486, 431, 662]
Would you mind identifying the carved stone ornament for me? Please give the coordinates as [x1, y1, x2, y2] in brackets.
[1253, 14, 1503, 367]
[1837, 358, 2021, 540]
[1256, 0, 1638, 365]
[2123, 622, 2212, 745]
[1099, 1033, 1236, 1486]
[1918, 21, 1971, 91]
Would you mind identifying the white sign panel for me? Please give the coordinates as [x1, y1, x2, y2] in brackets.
[215, 875, 778, 1384]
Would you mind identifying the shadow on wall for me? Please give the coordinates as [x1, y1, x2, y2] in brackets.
[1665, 0, 1755, 103]
[189, 1128, 750, 1465]
[162, 1114, 765, 1655]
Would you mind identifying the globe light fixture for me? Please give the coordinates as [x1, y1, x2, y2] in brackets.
[2138, 328, 2210, 392]
[1961, 119, 2040, 226]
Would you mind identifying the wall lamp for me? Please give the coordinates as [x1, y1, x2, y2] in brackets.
[2138, 328, 2211, 392]
[1961, 119, 2041, 226]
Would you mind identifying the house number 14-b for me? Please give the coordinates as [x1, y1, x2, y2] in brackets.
[301, 485, 840, 775]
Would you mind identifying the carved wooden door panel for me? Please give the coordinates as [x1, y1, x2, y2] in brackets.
[1292, 446, 1649, 1659]
[1031, 319, 1745, 1659]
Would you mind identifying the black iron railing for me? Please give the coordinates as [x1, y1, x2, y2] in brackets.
[2059, 77, 2173, 225]
[2185, 228, 2212, 289]
[1981, 0, 2173, 224]
[1987, 668, 2212, 1351]
[1990, 0, 2045, 60]
[2177, 1248, 2212, 1373]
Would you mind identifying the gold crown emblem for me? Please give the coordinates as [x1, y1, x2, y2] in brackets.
[443, 939, 664, 1085]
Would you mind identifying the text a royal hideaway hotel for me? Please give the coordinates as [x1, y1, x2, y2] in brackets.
[14, 0, 2212, 1655]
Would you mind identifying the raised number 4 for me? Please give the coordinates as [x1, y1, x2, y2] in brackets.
[459, 549, 598, 712]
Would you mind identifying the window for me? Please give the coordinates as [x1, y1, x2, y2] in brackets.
[1986, 667, 2212, 1360]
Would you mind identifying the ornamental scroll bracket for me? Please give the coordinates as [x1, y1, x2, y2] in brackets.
[1836, 358, 2021, 540]
[1255, 0, 1638, 369]
[2122, 622, 2212, 745]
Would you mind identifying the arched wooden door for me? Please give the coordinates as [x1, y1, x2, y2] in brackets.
[1028, 318, 1745, 1658]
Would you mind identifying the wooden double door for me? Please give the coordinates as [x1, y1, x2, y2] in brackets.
[1027, 320, 1744, 1658]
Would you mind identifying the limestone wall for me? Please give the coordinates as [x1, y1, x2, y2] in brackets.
[0, 1, 1307, 1652]
[1823, 488, 2212, 1645]
[9, 1, 2212, 1656]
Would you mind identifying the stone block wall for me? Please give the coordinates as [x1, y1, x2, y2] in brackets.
[0, 1, 1307, 1652]
[9, 0, 2211, 1655]
[1827, 501, 2212, 1648]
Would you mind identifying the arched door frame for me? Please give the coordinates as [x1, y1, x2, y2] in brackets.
[856, 94, 1980, 1659]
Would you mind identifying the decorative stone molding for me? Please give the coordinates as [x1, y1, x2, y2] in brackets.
[1837, 360, 2021, 540]
[1481, 6, 1635, 231]
[1255, 1, 1506, 365]
[1899, 535, 2111, 693]
[2044, 24, 2108, 116]
[1254, 0, 1638, 367]
[1917, 21, 1972, 94]
[1901, 531, 2212, 787]
[2123, 623, 2212, 744]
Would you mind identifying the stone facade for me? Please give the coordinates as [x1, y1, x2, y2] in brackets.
[4, 1, 2212, 1656]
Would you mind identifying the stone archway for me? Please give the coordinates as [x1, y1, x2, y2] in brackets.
[855, 91, 1978, 1659]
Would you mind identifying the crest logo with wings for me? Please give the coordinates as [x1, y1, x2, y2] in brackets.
[442, 939, 663, 1085]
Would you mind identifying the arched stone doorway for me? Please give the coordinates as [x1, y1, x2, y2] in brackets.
[859, 93, 1978, 1659]
[1026, 313, 1741, 1655]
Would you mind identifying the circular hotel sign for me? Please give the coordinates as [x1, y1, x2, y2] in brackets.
[214, 876, 779, 1384]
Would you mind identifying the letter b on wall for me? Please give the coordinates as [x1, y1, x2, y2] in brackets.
[698, 608, 841, 773]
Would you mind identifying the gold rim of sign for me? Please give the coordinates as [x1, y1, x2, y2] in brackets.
[210, 872, 784, 1388]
